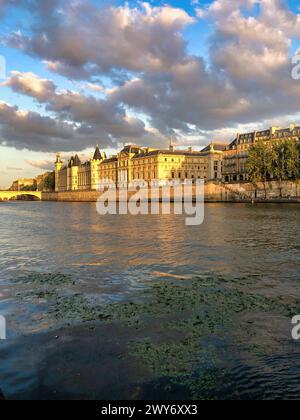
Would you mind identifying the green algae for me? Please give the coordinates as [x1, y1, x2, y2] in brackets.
[13, 272, 74, 286]
[50, 294, 104, 322]
[129, 338, 227, 399]
[14, 272, 300, 329]
[11, 271, 300, 398]
[100, 276, 300, 326]
[97, 275, 300, 399]
[16, 289, 59, 301]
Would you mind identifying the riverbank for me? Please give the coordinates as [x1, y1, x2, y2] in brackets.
[41, 181, 300, 203]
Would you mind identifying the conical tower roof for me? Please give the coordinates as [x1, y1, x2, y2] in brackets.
[93, 145, 102, 160]
[73, 154, 81, 167]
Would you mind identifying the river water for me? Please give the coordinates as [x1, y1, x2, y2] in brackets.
[0, 201, 300, 400]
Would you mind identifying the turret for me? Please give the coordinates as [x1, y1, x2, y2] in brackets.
[93, 145, 102, 161]
[91, 145, 103, 190]
[55, 153, 63, 169]
[55, 153, 63, 192]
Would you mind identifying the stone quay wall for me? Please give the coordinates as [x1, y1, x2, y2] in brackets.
[42, 181, 300, 203]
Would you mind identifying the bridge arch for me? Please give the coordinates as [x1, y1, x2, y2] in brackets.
[0, 191, 42, 201]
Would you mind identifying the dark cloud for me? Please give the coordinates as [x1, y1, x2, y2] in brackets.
[0, 74, 165, 152]
[0, 101, 103, 152]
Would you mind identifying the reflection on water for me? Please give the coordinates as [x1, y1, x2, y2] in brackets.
[0, 202, 300, 399]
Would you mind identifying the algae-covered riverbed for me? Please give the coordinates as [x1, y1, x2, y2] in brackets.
[0, 202, 300, 399]
[1, 270, 300, 400]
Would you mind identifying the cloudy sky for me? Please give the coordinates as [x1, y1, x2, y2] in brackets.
[0, 0, 300, 187]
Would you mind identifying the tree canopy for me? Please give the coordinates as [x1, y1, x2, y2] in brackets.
[246, 139, 299, 197]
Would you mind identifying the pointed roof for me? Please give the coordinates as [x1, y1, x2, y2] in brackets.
[73, 154, 81, 167]
[68, 157, 74, 168]
[93, 145, 102, 160]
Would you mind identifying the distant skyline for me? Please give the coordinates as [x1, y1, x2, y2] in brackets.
[1, 0, 300, 187]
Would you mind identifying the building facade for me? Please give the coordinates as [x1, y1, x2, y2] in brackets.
[223, 125, 300, 183]
[10, 178, 36, 191]
[55, 143, 226, 192]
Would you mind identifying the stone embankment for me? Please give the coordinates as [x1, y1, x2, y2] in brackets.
[42, 181, 300, 203]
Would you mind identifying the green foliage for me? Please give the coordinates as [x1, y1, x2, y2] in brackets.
[246, 141, 274, 183]
[272, 140, 299, 182]
[20, 184, 36, 191]
[246, 139, 300, 196]
[43, 171, 55, 191]
[246, 140, 275, 197]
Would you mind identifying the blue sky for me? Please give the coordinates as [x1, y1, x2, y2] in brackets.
[0, 0, 300, 187]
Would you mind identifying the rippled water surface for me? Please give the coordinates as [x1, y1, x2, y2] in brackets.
[0, 201, 300, 400]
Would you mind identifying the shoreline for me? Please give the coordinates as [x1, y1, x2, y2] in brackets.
[3, 200, 300, 204]
[2, 180, 300, 203]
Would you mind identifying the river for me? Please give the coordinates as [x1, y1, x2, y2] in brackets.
[0, 201, 300, 399]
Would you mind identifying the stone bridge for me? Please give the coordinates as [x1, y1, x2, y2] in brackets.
[0, 191, 42, 201]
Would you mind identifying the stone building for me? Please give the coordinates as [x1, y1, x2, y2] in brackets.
[222, 125, 300, 183]
[55, 143, 226, 192]
[10, 178, 36, 191]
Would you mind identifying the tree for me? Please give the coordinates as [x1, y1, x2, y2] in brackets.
[21, 184, 36, 191]
[272, 140, 299, 197]
[246, 140, 275, 198]
[43, 171, 55, 191]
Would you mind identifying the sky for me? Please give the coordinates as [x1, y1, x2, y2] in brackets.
[0, 0, 300, 188]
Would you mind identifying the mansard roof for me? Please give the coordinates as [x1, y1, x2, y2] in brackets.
[200, 143, 227, 153]
[121, 145, 143, 155]
[102, 157, 118, 164]
[226, 139, 238, 150]
[132, 149, 208, 159]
